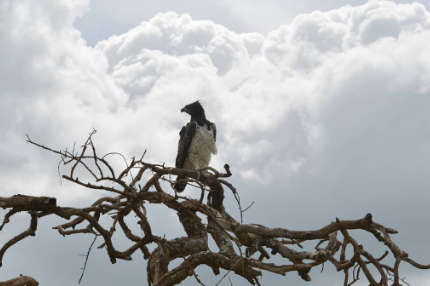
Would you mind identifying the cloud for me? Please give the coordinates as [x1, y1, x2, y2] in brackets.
[96, 12, 253, 75]
[264, 0, 430, 70]
[0, 0, 129, 203]
[1, 0, 430, 285]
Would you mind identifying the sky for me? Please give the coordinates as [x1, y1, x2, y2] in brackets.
[1, 0, 430, 285]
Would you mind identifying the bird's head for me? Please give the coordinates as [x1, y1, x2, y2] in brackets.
[181, 100, 205, 117]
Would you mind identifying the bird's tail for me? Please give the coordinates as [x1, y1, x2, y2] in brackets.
[173, 175, 187, 192]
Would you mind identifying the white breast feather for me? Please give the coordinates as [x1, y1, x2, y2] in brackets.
[184, 125, 217, 170]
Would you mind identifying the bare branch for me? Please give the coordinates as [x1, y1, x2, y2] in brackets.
[0, 133, 425, 286]
[0, 275, 39, 286]
[78, 235, 98, 284]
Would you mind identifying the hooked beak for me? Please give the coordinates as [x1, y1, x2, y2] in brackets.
[181, 107, 188, 113]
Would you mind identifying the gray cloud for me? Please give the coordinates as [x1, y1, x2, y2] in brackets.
[1, 0, 430, 285]
[74, 0, 430, 45]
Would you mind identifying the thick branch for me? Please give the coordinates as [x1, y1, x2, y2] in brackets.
[0, 132, 423, 286]
[0, 275, 39, 286]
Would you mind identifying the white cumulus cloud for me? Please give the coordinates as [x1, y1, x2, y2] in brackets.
[1, 0, 430, 285]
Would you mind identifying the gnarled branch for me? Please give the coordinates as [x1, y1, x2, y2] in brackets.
[0, 132, 427, 285]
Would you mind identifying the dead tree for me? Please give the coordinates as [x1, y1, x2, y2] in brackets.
[0, 130, 429, 286]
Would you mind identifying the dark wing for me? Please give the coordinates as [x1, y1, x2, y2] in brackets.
[209, 121, 216, 142]
[175, 121, 197, 168]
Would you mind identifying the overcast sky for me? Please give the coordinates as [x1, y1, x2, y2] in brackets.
[1, 0, 430, 285]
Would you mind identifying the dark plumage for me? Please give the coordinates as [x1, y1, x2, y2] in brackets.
[174, 101, 217, 192]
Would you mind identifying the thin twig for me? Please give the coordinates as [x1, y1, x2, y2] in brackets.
[78, 235, 98, 284]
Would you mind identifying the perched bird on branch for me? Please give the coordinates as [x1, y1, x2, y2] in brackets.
[174, 100, 217, 192]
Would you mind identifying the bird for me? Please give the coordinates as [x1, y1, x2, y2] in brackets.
[173, 100, 217, 192]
